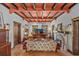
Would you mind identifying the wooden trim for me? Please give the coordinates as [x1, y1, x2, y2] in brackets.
[72, 16, 79, 21]
[67, 49, 73, 54]
[72, 19, 79, 55]
[13, 21, 21, 47]
[0, 29, 9, 31]
[26, 50, 54, 52]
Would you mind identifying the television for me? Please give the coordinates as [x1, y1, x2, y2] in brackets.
[35, 29, 43, 33]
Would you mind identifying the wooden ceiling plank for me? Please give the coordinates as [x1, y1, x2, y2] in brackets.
[46, 3, 57, 18]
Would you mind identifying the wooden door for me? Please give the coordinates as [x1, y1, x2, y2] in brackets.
[13, 22, 21, 47]
[73, 18, 79, 55]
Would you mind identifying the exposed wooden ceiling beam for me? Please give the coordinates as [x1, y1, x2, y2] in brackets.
[43, 3, 46, 10]
[42, 11, 43, 19]
[49, 12, 64, 22]
[65, 3, 77, 13]
[61, 3, 67, 10]
[49, 12, 59, 22]
[1, 4, 10, 9]
[68, 3, 77, 9]
[53, 12, 59, 17]
[21, 3, 27, 10]
[55, 12, 64, 19]
[13, 3, 26, 10]
[22, 3, 33, 19]
[36, 11, 38, 19]
[20, 12, 31, 22]
[20, 12, 28, 18]
[33, 3, 36, 10]
[49, 12, 59, 19]
[15, 12, 24, 18]
[47, 3, 57, 18]
[52, 3, 57, 10]
[46, 11, 51, 18]
[32, 3, 38, 20]
[15, 12, 29, 22]
[11, 3, 18, 9]
[28, 12, 33, 18]
[41, 3, 46, 19]
[2, 3, 17, 10]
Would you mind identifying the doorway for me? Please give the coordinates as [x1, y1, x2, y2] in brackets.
[73, 17, 79, 55]
[13, 21, 21, 47]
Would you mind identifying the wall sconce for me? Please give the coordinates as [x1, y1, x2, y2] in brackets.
[4, 23, 10, 30]
[24, 31, 27, 35]
[4, 23, 10, 42]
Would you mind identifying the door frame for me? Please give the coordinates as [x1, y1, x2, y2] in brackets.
[72, 16, 79, 55]
[13, 21, 21, 47]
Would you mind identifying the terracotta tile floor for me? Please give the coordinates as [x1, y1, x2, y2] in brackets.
[11, 44, 72, 56]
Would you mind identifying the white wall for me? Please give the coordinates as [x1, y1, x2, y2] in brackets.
[50, 4, 79, 52]
[0, 4, 28, 48]
[51, 13, 72, 51]
[69, 4, 79, 18]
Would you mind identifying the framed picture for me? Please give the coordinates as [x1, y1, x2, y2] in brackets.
[57, 23, 63, 31]
[52, 25, 54, 30]
[0, 12, 4, 29]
